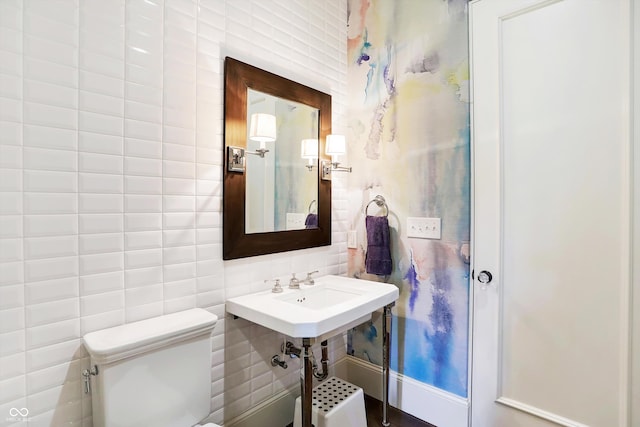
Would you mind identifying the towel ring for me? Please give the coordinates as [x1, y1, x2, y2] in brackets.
[365, 195, 389, 217]
[308, 199, 317, 214]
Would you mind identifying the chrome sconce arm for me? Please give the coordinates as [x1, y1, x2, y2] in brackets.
[321, 134, 352, 180]
[320, 160, 352, 180]
[330, 161, 352, 173]
[247, 147, 269, 158]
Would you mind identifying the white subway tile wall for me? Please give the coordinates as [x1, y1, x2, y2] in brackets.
[0, 0, 347, 425]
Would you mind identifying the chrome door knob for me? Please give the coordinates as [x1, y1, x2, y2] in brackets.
[477, 270, 493, 284]
[476, 270, 493, 290]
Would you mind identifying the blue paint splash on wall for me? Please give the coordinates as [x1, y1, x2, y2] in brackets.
[365, 65, 376, 99]
[391, 313, 466, 397]
[389, 252, 467, 397]
[390, 265, 467, 397]
[382, 45, 395, 94]
[358, 28, 372, 65]
[365, 323, 377, 341]
[404, 251, 420, 312]
[427, 250, 456, 390]
[427, 290, 454, 388]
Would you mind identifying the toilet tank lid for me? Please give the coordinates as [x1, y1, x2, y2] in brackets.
[83, 308, 218, 364]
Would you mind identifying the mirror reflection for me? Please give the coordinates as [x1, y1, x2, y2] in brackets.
[245, 89, 319, 233]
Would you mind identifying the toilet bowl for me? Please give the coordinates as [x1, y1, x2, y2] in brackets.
[83, 308, 218, 427]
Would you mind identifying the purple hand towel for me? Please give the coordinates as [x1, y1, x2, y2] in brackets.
[304, 213, 318, 229]
[365, 215, 392, 275]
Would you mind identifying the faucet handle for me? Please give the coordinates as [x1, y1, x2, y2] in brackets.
[304, 270, 319, 286]
[288, 273, 300, 289]
[267, 279, 283, 293]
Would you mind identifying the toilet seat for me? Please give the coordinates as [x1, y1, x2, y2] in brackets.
[195, 424, 221, 427]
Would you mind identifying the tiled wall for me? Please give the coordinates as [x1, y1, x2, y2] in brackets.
[0, 1, 348, 425]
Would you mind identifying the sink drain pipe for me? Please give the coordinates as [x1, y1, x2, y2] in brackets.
[273, 340, 329, 381]
[312, 340, 329, 380]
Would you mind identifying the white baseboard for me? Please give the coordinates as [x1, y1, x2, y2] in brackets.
[222, 356, 468, 427]
[224, 385, 299, 427]
[337, 356, 469, 427]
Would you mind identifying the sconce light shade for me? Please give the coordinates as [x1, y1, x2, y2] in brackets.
[321, 134, 351, 181]
[249, 113, 277, 143]
[301, 138, 319, 159]
[325, 134, 346, 156]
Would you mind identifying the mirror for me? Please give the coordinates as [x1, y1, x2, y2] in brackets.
[223, 57, 331, 260]
[245, 89, 319, 234]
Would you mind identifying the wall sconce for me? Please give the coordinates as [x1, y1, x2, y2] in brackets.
[226, 113, 277, 172]
[301, 138, 318, 171]
[248, 113, 276, 157]
[321, 134, 352, 180]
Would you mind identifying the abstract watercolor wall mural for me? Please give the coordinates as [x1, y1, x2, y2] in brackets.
[346, 0, 470, 397]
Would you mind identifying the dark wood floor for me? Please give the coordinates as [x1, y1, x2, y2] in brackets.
[363, 394, 436, 427]
[285, 394, 436, 427]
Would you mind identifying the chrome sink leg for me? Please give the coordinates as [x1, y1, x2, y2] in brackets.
[382, 303, 393, 427]
[301, 338, 313, 427]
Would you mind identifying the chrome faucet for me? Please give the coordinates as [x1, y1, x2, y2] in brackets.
[267, 279, 283, 293]
[303, 270, 318, 286]
[288, 273, 300, 289]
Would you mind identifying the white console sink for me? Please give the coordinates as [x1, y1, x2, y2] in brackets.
[226, 275, 398, 340]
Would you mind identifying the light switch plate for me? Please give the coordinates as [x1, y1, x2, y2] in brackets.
[407, 217, 441, 239]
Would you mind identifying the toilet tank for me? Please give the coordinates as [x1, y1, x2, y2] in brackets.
[83, 309, 218, 427]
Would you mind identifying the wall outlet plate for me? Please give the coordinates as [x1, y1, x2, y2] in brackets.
[347, 230, 357, 248]
[286, 213, 307, 230]
[407, 217, 441, 239]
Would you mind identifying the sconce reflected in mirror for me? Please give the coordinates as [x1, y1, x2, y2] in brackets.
[301, 138, 318, 171]
[321, 134, 352, 180]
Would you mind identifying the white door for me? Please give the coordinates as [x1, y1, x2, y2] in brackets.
[470, 1, 633, 426]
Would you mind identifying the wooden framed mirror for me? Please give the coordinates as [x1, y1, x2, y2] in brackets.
[223, 57, 332, 260]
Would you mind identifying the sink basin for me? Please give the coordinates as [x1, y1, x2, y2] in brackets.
[225, 275, 398, 340]
[275, 286, 362, 309]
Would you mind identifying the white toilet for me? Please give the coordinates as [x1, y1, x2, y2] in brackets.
[83, 308, 221, 427]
